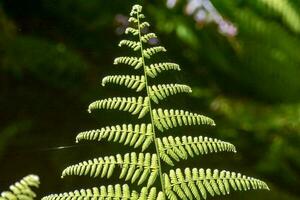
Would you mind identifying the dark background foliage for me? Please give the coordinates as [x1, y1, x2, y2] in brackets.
[0, 0, 300, 199]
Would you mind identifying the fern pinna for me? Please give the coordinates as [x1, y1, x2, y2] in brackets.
[0, 175, 40, 200]
[42, 4, 269, 200]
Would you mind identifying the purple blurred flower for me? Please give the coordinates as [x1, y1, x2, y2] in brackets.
[167, 0, 238, 37]
[114, 14, 129, 35]
[166, 0, 177, 8]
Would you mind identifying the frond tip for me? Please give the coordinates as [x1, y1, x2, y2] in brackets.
[76, 123, 154, 151]
[164, 168, 269, 200]
[152, 109, 215, 132]
[157, 136, 236, 166]
[61, 152, 159, 187]
[130, 4, 143, 16]
[0, 175, 40, 200]
[88, 96, 149, 118]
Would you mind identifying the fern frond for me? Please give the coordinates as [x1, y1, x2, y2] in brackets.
[42, 185, 165, 200]
[148, 84, 192, 103]
[164, 168, 269, 200]
[114, 56, 143, 69]
[125, 27, 139, 35]
[88, 97, 149, 118]
[146, 63, 181, 78]
[152, 109, 215, 132]
[119, 40, 141, 51]
[45, 4, 269, 200]
[141, 33, 157, 43]
[61, 152, 159, 187]
[143, 47, 167, 59]
[76, 123, 154, 151]
[102, 75, 146, 92]
[157, 136, 236, 166]
[0, 175, 40, 200]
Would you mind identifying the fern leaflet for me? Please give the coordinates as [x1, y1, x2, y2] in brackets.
[76, 123, 154, 151]
[146, 63, 181, 78]
[125, 27, 139, 35]
[141, 33, 157, 43]
[102, 75, 146, 92]
[0, 175, 40, 200]
[152, 109, 215, 132]
[114, 56, 143, 69]
[88, 97, 150, 118]
[62, 152, 159, 187]
[164, 168, 269, 200]
[143, 46, 167, 59]
[119, 40, 141, 51]
[157, 136, 236, 166]
[42, 185, 165, 200]
[149, 84, 192, 103]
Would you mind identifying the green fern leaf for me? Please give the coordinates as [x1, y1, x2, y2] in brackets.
[119, 40, 141, 51]
[141, 33, 157, 43]
[128, 16, 138, 24]
[164, 168, 269, 200]
[46, 4, 269, 200]
[152, 109, 215, 131]
[0, 175, 40, 200]
[61, 152, 158, 186]
[114, 56, 143, 69]
[146, 63, 181, 78]
[143, 46, 167, 59]
[76, 123, 154, 150]
[139, 21, 151, 29]
[157, 136, 236, 165]
[102, 75, 146, 92]
[125, 27, 139, 35]
[139, 13, 145, 19]
[42, 184, 164, 200]
[148, 84, 192, 103]
[88, 96, 149, 118]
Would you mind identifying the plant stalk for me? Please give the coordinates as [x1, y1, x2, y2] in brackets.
[136, 12, 165, 193]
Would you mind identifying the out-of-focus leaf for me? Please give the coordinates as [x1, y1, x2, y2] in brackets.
[1, 36, 88, 88]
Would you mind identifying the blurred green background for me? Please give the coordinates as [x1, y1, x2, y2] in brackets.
[1, 0, 300, 199]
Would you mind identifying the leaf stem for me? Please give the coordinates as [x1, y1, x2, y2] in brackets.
[136, 12, 165, 193]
